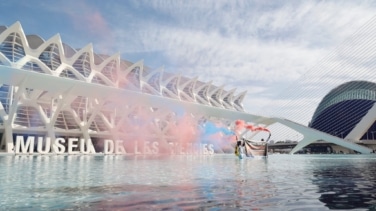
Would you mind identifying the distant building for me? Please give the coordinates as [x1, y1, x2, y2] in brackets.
[310, 81, 376, 141]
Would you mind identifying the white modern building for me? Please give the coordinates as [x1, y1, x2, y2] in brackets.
[0, 21, 373, 155]
[0, 22, 250, 154]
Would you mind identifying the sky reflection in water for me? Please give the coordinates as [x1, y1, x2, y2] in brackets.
[1, 154, 376, 210]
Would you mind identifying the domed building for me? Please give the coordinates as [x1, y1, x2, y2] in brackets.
[310, 80, 376, 141]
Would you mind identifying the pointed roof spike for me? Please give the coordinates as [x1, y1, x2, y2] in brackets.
[119, 60, 144, 85]
[0, 21, 30, 59]
[53, 33, 62, 41]
[143, 66, 163, 81]
[67, 43, 94, 65]
[178, 75, 198, 89]
[10, 21, 22, 30]
[233, 90, 247, 110]
[234, 90, 247, 100]
[161, 73, 178, 86]
[41, 33, 63, 47]
[209, 84, 225, 95]
[195, 80, 211, 90]
[7, 21, 27, 43]
[96, 52, 120, 69]
[222, 88, 237, 104]
[32, 33, 66, 64]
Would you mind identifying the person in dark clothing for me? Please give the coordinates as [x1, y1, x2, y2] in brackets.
[235, 135, 245, 158]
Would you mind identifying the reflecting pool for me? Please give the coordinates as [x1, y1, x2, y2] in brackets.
[1, 154, 376, 210]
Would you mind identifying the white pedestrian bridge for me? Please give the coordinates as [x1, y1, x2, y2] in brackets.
[0, 66, 373, 154]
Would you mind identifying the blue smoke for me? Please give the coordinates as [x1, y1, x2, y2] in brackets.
[200, 121, 235, 136]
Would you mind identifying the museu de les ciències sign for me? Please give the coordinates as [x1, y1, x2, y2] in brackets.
[12, 135, 215, 155]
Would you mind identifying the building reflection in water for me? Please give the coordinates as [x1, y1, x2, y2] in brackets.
[312, 158, 376, 209]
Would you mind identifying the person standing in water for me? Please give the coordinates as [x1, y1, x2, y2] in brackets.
[235, 135, 245, 158]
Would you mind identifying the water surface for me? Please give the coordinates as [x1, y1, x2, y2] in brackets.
[1, 154, 376, 210]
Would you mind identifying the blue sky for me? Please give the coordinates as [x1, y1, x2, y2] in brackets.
[1, 0, 376, 130]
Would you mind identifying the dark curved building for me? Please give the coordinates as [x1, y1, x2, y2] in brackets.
[310, 81, 376, 140]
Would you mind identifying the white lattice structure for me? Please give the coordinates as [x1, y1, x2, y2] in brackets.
[0, 22, 251, 154]
[0, 21, 373, 154]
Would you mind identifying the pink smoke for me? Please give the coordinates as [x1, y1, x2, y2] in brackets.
[235, 119, 270, 135]
[62, 1, 114, 54]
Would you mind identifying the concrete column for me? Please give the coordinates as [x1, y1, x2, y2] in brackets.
[5, 125, 14, 153]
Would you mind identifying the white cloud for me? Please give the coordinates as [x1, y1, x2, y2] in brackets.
[111, 2, 374, 76]
[104, 0, 376, 126]
[21, 0, 376, 126]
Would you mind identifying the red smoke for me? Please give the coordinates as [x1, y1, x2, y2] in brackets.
[235, 119, 270, 134]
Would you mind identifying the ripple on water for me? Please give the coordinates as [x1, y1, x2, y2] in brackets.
[1, 154, 376, 210]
